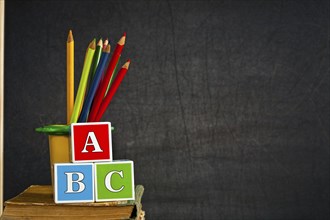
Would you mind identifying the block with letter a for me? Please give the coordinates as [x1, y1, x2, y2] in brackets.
[71, 122, 112, 162]
[54, 163, 94, 203]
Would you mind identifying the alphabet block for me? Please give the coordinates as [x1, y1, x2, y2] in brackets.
[95, 161, 135, 202]
[71, 122, 112, 162]
[54, 163, 94, 203]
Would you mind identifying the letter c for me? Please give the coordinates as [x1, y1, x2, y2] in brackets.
[105, 170, 125, 192]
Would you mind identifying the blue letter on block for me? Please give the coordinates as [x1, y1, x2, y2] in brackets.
[54, 163, 94, 203]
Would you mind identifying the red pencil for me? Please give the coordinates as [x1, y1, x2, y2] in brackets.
[88, 33, 126, 122]
[94, 60, 131, 122]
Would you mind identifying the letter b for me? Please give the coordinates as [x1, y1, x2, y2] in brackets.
[65, 172, 85, 193]
[54, 163, 94, 203]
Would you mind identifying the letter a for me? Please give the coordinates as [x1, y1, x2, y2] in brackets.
[81, 132, 103, 153]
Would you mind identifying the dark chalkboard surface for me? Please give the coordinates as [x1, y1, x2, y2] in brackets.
[4, 0, 330, 219]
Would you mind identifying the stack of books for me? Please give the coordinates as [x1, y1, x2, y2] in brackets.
[1, 185, 145, 220]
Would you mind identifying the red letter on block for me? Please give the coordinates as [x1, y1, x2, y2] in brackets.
[71, 122, 112, 162]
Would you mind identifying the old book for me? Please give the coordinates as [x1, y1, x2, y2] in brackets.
[1, 185, 145, 220]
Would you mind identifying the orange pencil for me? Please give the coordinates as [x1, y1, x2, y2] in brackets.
[94, 60, 131, 122]
[66, 30, 74, 124]
[88, 33, 126, 122]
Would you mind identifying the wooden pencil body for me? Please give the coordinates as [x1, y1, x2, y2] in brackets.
[66, 31, 74, 124]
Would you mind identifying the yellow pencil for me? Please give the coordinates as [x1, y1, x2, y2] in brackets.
[66, 30, 74, 124]
[70, 39, 96, 123]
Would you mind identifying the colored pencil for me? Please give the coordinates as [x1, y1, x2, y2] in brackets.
[88, 33, 126, 122]
[105, 55, 121, 96]
[78, 44, 111, 122]
[66, 30, 74, 124]
[103, 38, 109, 49]
[91, 39, 109, 96]
[94, 60, 130, 122]
[86, 38, 103, 94]
[98, 38, 109, 83]
[70, 39, 96, 123]
[90, 39, 103, 78]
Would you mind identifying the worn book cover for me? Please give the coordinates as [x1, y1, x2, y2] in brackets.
[1, 185, 145, 220]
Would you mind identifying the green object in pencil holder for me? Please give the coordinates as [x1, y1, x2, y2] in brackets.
[35, 124, 115, 135]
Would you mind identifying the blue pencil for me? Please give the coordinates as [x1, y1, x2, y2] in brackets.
[78, 44, 111, 122]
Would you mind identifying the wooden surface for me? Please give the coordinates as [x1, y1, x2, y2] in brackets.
[2, 185, 144, 220]
[4, 1, 330, 219]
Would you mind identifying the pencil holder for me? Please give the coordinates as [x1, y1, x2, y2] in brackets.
[48, 135, 71, 186]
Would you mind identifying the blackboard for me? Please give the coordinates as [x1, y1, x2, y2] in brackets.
[4, 0, 330, 219]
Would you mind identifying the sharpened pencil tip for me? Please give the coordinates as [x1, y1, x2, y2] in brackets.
[118, 33, 126, 46]
[67, 30, 73, 42]
[104, 44, 111, 53]
[123, 60, 130, 69]
[89, 39, 96, 50]
[97, 39, 103, 47]
[103, 38, 109, 48]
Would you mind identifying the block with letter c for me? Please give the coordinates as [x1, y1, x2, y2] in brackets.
[95, 160, 135, 202]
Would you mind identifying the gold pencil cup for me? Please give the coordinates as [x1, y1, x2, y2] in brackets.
[48, 135, 71, 186]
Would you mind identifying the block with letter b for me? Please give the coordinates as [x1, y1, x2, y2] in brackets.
[95, 160, 135, 202]
[71, 122, 112, 162]
[54, 163, 94, 203]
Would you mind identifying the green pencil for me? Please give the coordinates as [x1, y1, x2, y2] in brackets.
[86, 38, 103, 95]
[70, 39, 96, 123]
